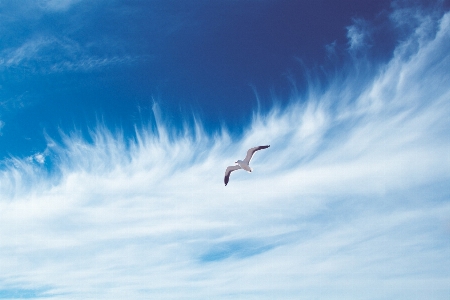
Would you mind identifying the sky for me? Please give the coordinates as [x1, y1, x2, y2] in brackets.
[0, 0, 450, 299]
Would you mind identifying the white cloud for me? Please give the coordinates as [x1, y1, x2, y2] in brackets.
[0, 7, 450, 300]
[0, 120, 4, 135]
[325, 40, 337, 60]
[25, 152, 46, 164]
[0, 2, 142, 74]
[0, 36, 137, 73]
[0, 0, 84, 14]
[346, 18, 372, 53]
[0, 37, 53, 67]
[37, 0, 82, 12]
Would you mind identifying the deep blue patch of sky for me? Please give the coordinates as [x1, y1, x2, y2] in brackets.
[3, 0, 448, 160]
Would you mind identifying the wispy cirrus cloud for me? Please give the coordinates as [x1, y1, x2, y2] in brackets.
[0, 36, 138, 73]
[0, 5, 449, 300]
[0, 0, 86, 16]
[37, 0, 83, 12]
[346, 18, 373, 53]
[0, 120, 4, 136]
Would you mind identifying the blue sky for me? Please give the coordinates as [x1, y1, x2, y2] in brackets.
[1, 0, 450, 299]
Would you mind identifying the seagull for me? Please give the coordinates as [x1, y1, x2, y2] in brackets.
[224, 145, 270, 186]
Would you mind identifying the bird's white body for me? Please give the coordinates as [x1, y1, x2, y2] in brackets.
[236, 160, 252, 172]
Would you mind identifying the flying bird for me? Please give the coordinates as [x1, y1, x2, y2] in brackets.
[224, 145, 270, 186]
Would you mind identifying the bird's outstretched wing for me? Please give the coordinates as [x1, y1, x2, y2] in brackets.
[224, 165, 242, 186]
[243, 145, 270, 164]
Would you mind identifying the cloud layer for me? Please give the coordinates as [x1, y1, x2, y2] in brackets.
[1, 5, 450, 300]
[0, 0, 135, 75]
[0, 36, 136, 73]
